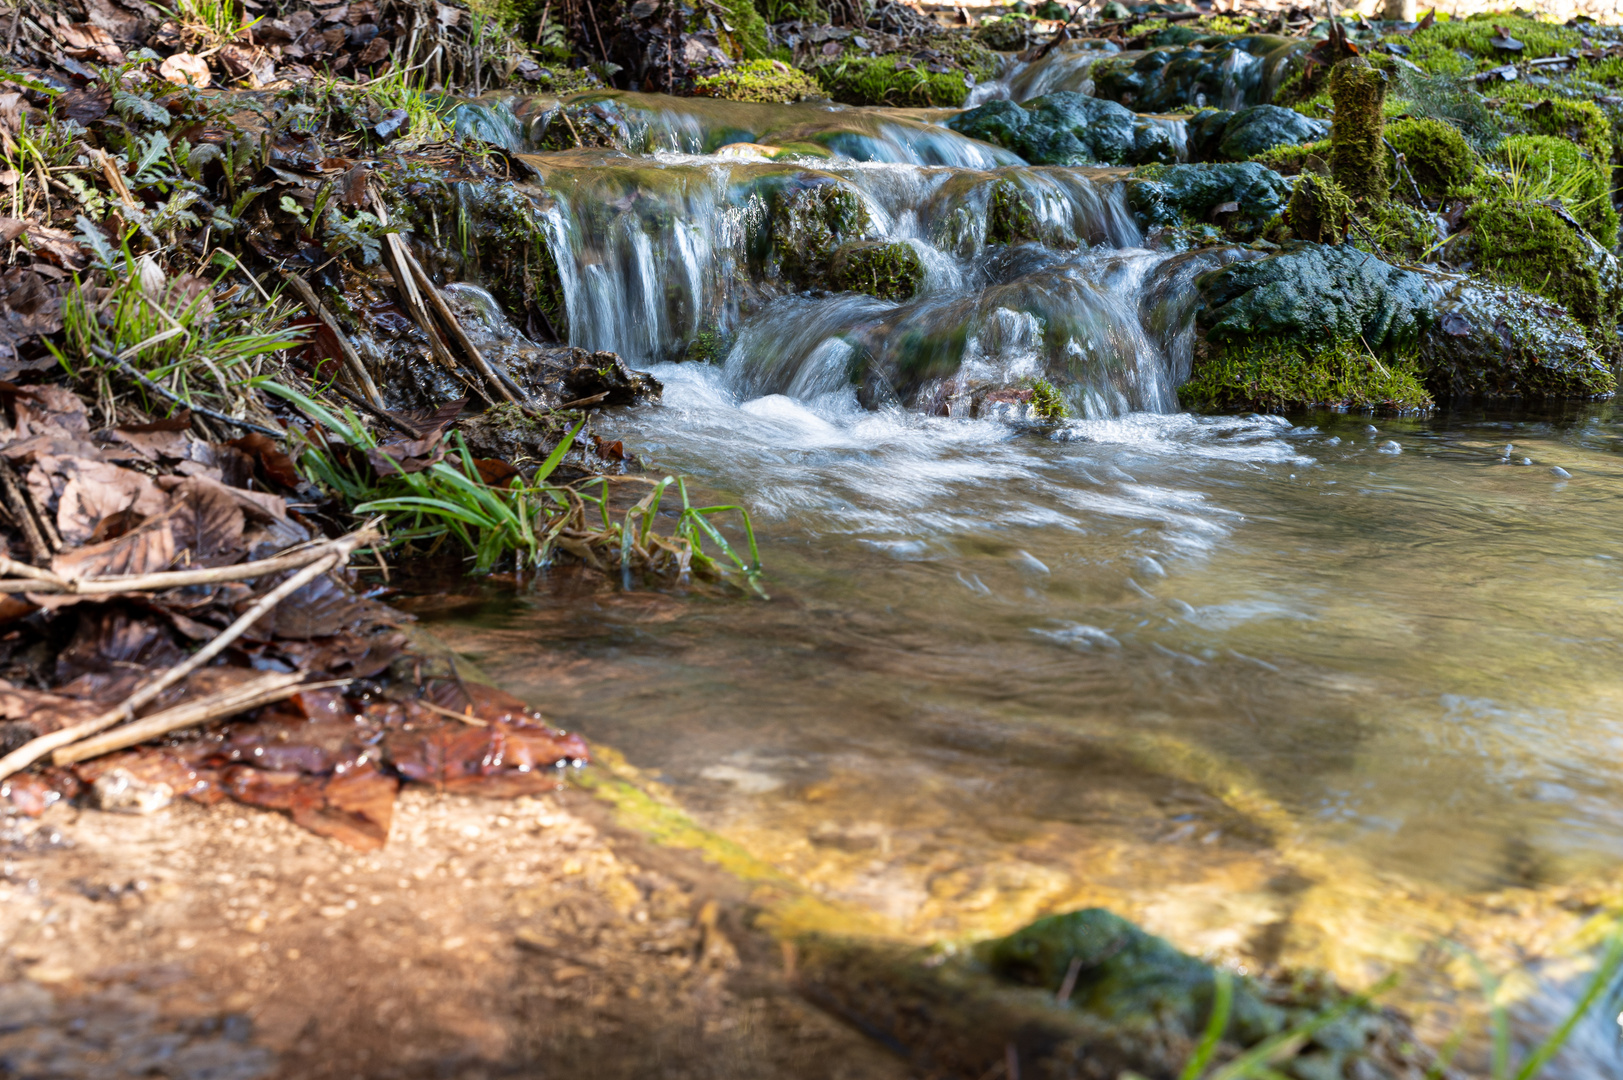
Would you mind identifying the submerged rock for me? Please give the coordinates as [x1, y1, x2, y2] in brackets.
[1126, 161, 1292, 240]
[1419, 274, 1616, 400]
[948, 92, 1178, 167]
[1185, 104, 1328, 162]
[795, 907, 1440, 1080]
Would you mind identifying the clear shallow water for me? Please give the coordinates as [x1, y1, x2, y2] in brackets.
[420, 367, 1623, 1073]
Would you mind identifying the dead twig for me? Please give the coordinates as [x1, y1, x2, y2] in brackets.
[0, 525, 381, 782]
[396, 244, 522, 406]
[281, 272, 385, 409]
[0, 529, 378, 594]
[0, 456, 50, 563]
[53, 673, 347, 765]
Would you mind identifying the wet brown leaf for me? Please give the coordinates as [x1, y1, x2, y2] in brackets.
[54, 460, 167, 546]
[227, 432, 302, 490]
[55, 604, 186, 682]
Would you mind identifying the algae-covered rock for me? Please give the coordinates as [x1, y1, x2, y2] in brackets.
[1186, 104, 1328, 162]
[1196, 243, 1433, 353]
[694, 60, 823, 104]
[1385, 117, 1476, 201]
[829, 241, 925, 302]
[793, 907, 1441, 1080]
[769, 179, 871, 287]
[1328, 58, 1389, 204]
[987, 179, 1040, 245]
[1419, 274, 1616, 401]
[949, 92, 1177, 167]
[1464, 196, 1623, 342]
[1126, 161, 1292, 240]
[1286, 172, 1351, 245]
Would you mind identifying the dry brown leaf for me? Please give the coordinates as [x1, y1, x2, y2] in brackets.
[159, 52, 211, 87]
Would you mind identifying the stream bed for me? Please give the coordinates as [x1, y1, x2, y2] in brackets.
[421, 381, 1623, 1074]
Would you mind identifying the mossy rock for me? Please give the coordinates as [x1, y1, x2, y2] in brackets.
[1465, 196, 1623, 341]
[812, 54, 979, 109]
[794, 907, 1442, 1080]
[948, 92, 1178, 167]
[713, 0, 771, 60]
[1328, 58, 1389, 204]
[1385, 117, 1476, 200]
[975, 14, 1040, 53]
[1181, 337, 1433, 413]
[829, 240, 924, 301]
[694, 60, 822, 104]
[1520, 97, 1613, 161]
[769, 179, 871, 286]
[1195, 242, 1434, 355]
[987, 180, 1040, 245]
[1419, 275, 1615, 401]
[1126, 161, 1293, 241]
[1251, 137, 1331, 176]
[1187, 104, 1328, 162]
[1286, 172, 1351, 245]
[1498, 134, 1617, 244]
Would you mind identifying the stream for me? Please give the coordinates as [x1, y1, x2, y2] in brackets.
[421, 69, 1623, 1075]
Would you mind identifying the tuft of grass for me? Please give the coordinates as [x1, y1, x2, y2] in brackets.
[361, 67, 455, 145]
[172, 0, 258, 47]
[268, 382, 766, 594]
[52, 245, 301, 426]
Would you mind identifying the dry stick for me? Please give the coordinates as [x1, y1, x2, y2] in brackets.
[88, 347, 286, 437]
[0, 457, 49, 563]
[397, 244, 521, 405]
[367, 190, 489, 403]
[584, 0, 609, 66]
[280, 272, 385, 408]
[0, 532, 369, 595]
[0, 534, 374, 782]
[53, 673, 346, 765]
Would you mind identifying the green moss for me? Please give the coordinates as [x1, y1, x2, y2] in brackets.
[685, 328, 728, 363]
[694, 60, 822, 104]
[1286, 172, 1351, 245]
[1251, 137, 1330, 175]
[1328, 58, 1388, 204]
[1026, 377, 1068, 421]
[1500, 134, 1617, 242]
[1410, 13, 1580, 66]
[1354, 202, 1438, 263]
[1466, 195, 1617, 336]
[714, 0, 771, 60]
[1523, 97, 1613, 161]
[1386, 117, 1477, 200]
[1181, 337, 1432, 414]
[987, 180, 1039, 245]
[1399, 37, 1474, 78]
[812, 55, 978, 108]
[829, 240, 925, 301]
[770, 182, 870, 285]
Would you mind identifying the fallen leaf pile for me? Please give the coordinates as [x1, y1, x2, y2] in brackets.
[0, 379, 589, 849]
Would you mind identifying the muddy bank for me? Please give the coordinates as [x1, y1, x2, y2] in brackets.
[0, 780, 908, 1080]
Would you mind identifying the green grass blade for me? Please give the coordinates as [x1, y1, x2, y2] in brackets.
[1512, 925, 1623, 1080]
[1180, 969, 1234, 1080]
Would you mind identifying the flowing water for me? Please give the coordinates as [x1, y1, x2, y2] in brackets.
[425, 90, 1623, 1075]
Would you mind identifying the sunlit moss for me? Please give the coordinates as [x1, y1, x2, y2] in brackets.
[1466, 196, 1618, 338]
[830, 240, 924, 302]
[1251, 137, 1330, 175]
[1498, 134, 1616, 243]
[1181, 338, 1432, 414]
[1386, 117, 1477, 200]
[694, 60, 822, 104]
[813, 54, 981, 108]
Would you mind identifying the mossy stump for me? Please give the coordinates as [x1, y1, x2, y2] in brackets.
[1328, 58, 1388, 205]
[1287, 173, 1352, 245]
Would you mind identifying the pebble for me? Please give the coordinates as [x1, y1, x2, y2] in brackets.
[1378, 441, 1402, 455]
[1551, 466, 1572, 479]
[1365, 425, 1378, 435]
[92, 770, 172, 816]
[1520, 457, 1533, 466]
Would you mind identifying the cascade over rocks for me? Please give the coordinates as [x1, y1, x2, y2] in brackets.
[947, 92, 1178, 167]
